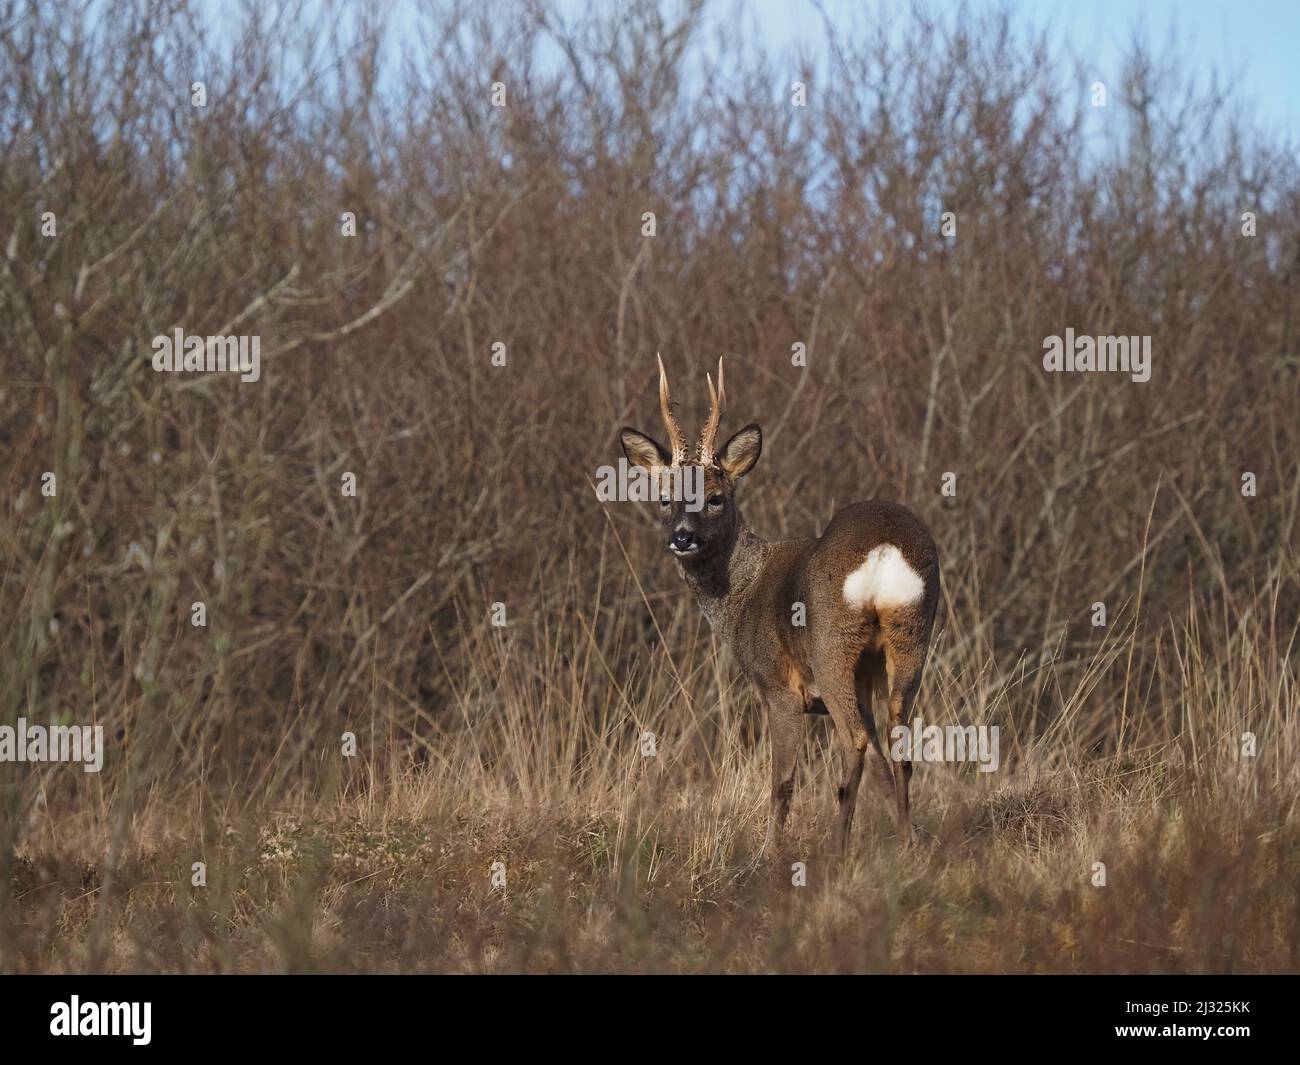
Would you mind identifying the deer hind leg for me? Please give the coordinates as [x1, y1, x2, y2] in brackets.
[762, 689, 805, 857]
[810, 659, 872, 857]
[854, 650, 895, 803]
[882, 618, 932, 845]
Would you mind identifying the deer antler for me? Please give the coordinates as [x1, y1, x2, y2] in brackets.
[657, 353, 688, 466]
[697, 356, 725, 467]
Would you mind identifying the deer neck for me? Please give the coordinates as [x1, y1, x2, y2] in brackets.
[678, 520, 769, 636]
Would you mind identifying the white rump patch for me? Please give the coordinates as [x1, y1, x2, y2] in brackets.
[842, 544, 925, 610]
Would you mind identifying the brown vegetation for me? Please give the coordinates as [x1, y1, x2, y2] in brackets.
[0, 0, 1297, 972]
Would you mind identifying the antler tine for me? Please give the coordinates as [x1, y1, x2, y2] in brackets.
[657, 353, 688, 466]
[698, 356, 726, 467]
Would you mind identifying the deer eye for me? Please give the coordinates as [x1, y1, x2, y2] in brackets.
[707, 494, 724, 509]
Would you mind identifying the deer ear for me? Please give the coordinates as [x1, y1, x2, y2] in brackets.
[621, 427, 671, 470]
[719, 423, 762, 479]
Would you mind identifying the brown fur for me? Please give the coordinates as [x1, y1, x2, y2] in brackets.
[621, 363, 940, 856]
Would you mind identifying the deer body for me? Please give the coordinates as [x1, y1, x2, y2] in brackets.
[622, 358, 940, 855]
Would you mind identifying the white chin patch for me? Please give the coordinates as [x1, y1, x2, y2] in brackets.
[842, 544, 925, 610]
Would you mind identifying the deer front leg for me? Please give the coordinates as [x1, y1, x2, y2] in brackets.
[762, 690, 804, 857]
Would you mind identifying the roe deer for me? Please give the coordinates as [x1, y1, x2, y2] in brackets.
[620, 356, 940, 855]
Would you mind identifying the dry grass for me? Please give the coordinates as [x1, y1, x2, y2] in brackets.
[0, 0, 1297, 972]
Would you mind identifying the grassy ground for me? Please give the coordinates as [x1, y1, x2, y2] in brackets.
[9, 759, 1298, 973]
[1, 0, 1297, 972]
[6, 579, 1297, 973]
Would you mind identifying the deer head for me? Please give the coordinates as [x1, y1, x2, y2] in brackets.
[620, 355, 762, 562]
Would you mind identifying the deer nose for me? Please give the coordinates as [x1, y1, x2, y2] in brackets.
[671, 528, 695, 550]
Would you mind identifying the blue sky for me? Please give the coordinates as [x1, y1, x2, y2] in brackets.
[193, 0, 1299, 141]
[727, 0, 1299, 139]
